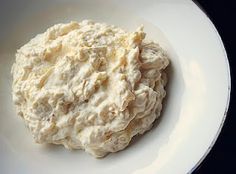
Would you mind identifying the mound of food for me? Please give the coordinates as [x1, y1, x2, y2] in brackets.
[11, 20, 169, 157]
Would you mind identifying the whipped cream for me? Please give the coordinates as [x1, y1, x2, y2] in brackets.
[11, 20, 169, 157]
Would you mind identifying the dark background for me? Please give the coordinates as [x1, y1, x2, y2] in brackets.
[193, 0, 235, 173]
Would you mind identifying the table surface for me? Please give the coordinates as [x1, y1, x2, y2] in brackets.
[193, 0, 235, 173]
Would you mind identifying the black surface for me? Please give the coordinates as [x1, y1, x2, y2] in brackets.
[193, 0, 235, 173]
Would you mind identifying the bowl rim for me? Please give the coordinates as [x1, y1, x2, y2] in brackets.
[189, 1, 231, 173]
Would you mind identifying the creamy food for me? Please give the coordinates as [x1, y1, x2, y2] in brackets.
[11, 20, 169, 157]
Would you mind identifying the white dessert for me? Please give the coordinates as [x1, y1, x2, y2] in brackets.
[11, 20, 169, 157]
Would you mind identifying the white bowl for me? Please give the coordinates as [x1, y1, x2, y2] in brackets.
[0, 0, 230, 174]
